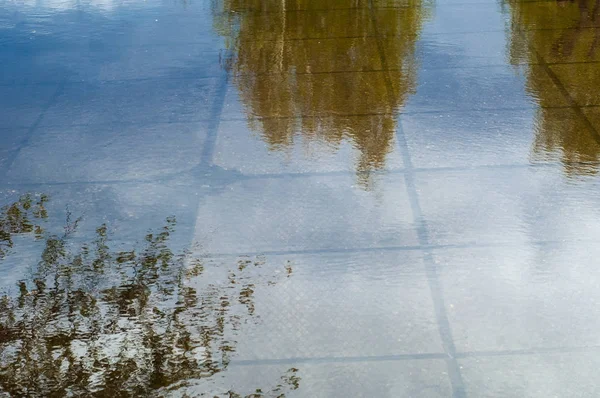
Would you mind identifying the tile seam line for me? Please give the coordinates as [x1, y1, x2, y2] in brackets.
[231, 29, 500, 44]
[200, 72, 230, 166]
[218, 104, 600, 123]
[14, 102, 599, 130]
[196, 237, 600, 258]
[20, 102, 595, 131]
[229, 26, 598, 43]
[234, 160, 577, 180]
[228, 344, 600, 367]
[188, 70, 229, 277]
[5, 59, 600, 89]
[2, 31, 496, 57]
[230, 353, 447, 366]
[518, 29, 600, 146]
[367, 2, 466, 397]
[0, 26, 595, 59]
[2, 63, 503, 90]
[215, 0, 556, 16]
[1, 78, 68, 180]
[0, 74, 224, 90]
[16, 102, 580, 131]
[32, 118, 214, 129]
[1, 159, 590, 187]
[216, 103, 599, 122]
[231, 63, 547, 77]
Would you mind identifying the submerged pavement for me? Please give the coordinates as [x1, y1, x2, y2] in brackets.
[1, 0, 600, 396]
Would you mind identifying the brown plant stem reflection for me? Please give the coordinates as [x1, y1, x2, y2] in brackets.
[0, 194, 48, 260]
[213, 0, 432, 186]
[0, 195, 299, 397]
[507, 0, 600, 176]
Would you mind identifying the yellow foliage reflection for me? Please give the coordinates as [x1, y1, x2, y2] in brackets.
[507, 0, 600, 176]
[213, 0, 431, 183]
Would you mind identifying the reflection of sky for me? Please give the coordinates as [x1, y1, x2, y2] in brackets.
[3, 0, 600, 395]
[401, 27, 539, 168]
[0, 0, 227, 292]
[11, 0, 120, 11]
[0, 0, 224, 83]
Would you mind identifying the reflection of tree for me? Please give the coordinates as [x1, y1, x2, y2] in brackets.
[213, 0, 430, 182]
[507, 0, 600, 175]
[0, 196, 299, 397]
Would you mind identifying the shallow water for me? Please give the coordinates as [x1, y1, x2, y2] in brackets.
[1, 0, 600, 396]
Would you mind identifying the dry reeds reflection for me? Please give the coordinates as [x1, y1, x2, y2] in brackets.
[0, 195, 299, 397]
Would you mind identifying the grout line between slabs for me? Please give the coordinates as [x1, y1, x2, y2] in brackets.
[229, 345, 600, 367]
[368, 1, 467, 396]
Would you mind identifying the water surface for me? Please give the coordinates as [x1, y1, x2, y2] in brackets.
[2, 0, 600, 396]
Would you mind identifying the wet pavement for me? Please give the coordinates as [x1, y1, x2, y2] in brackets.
[1, 0, 600, 396]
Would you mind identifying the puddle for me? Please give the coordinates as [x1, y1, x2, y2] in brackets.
[2, 0, 600, 395]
